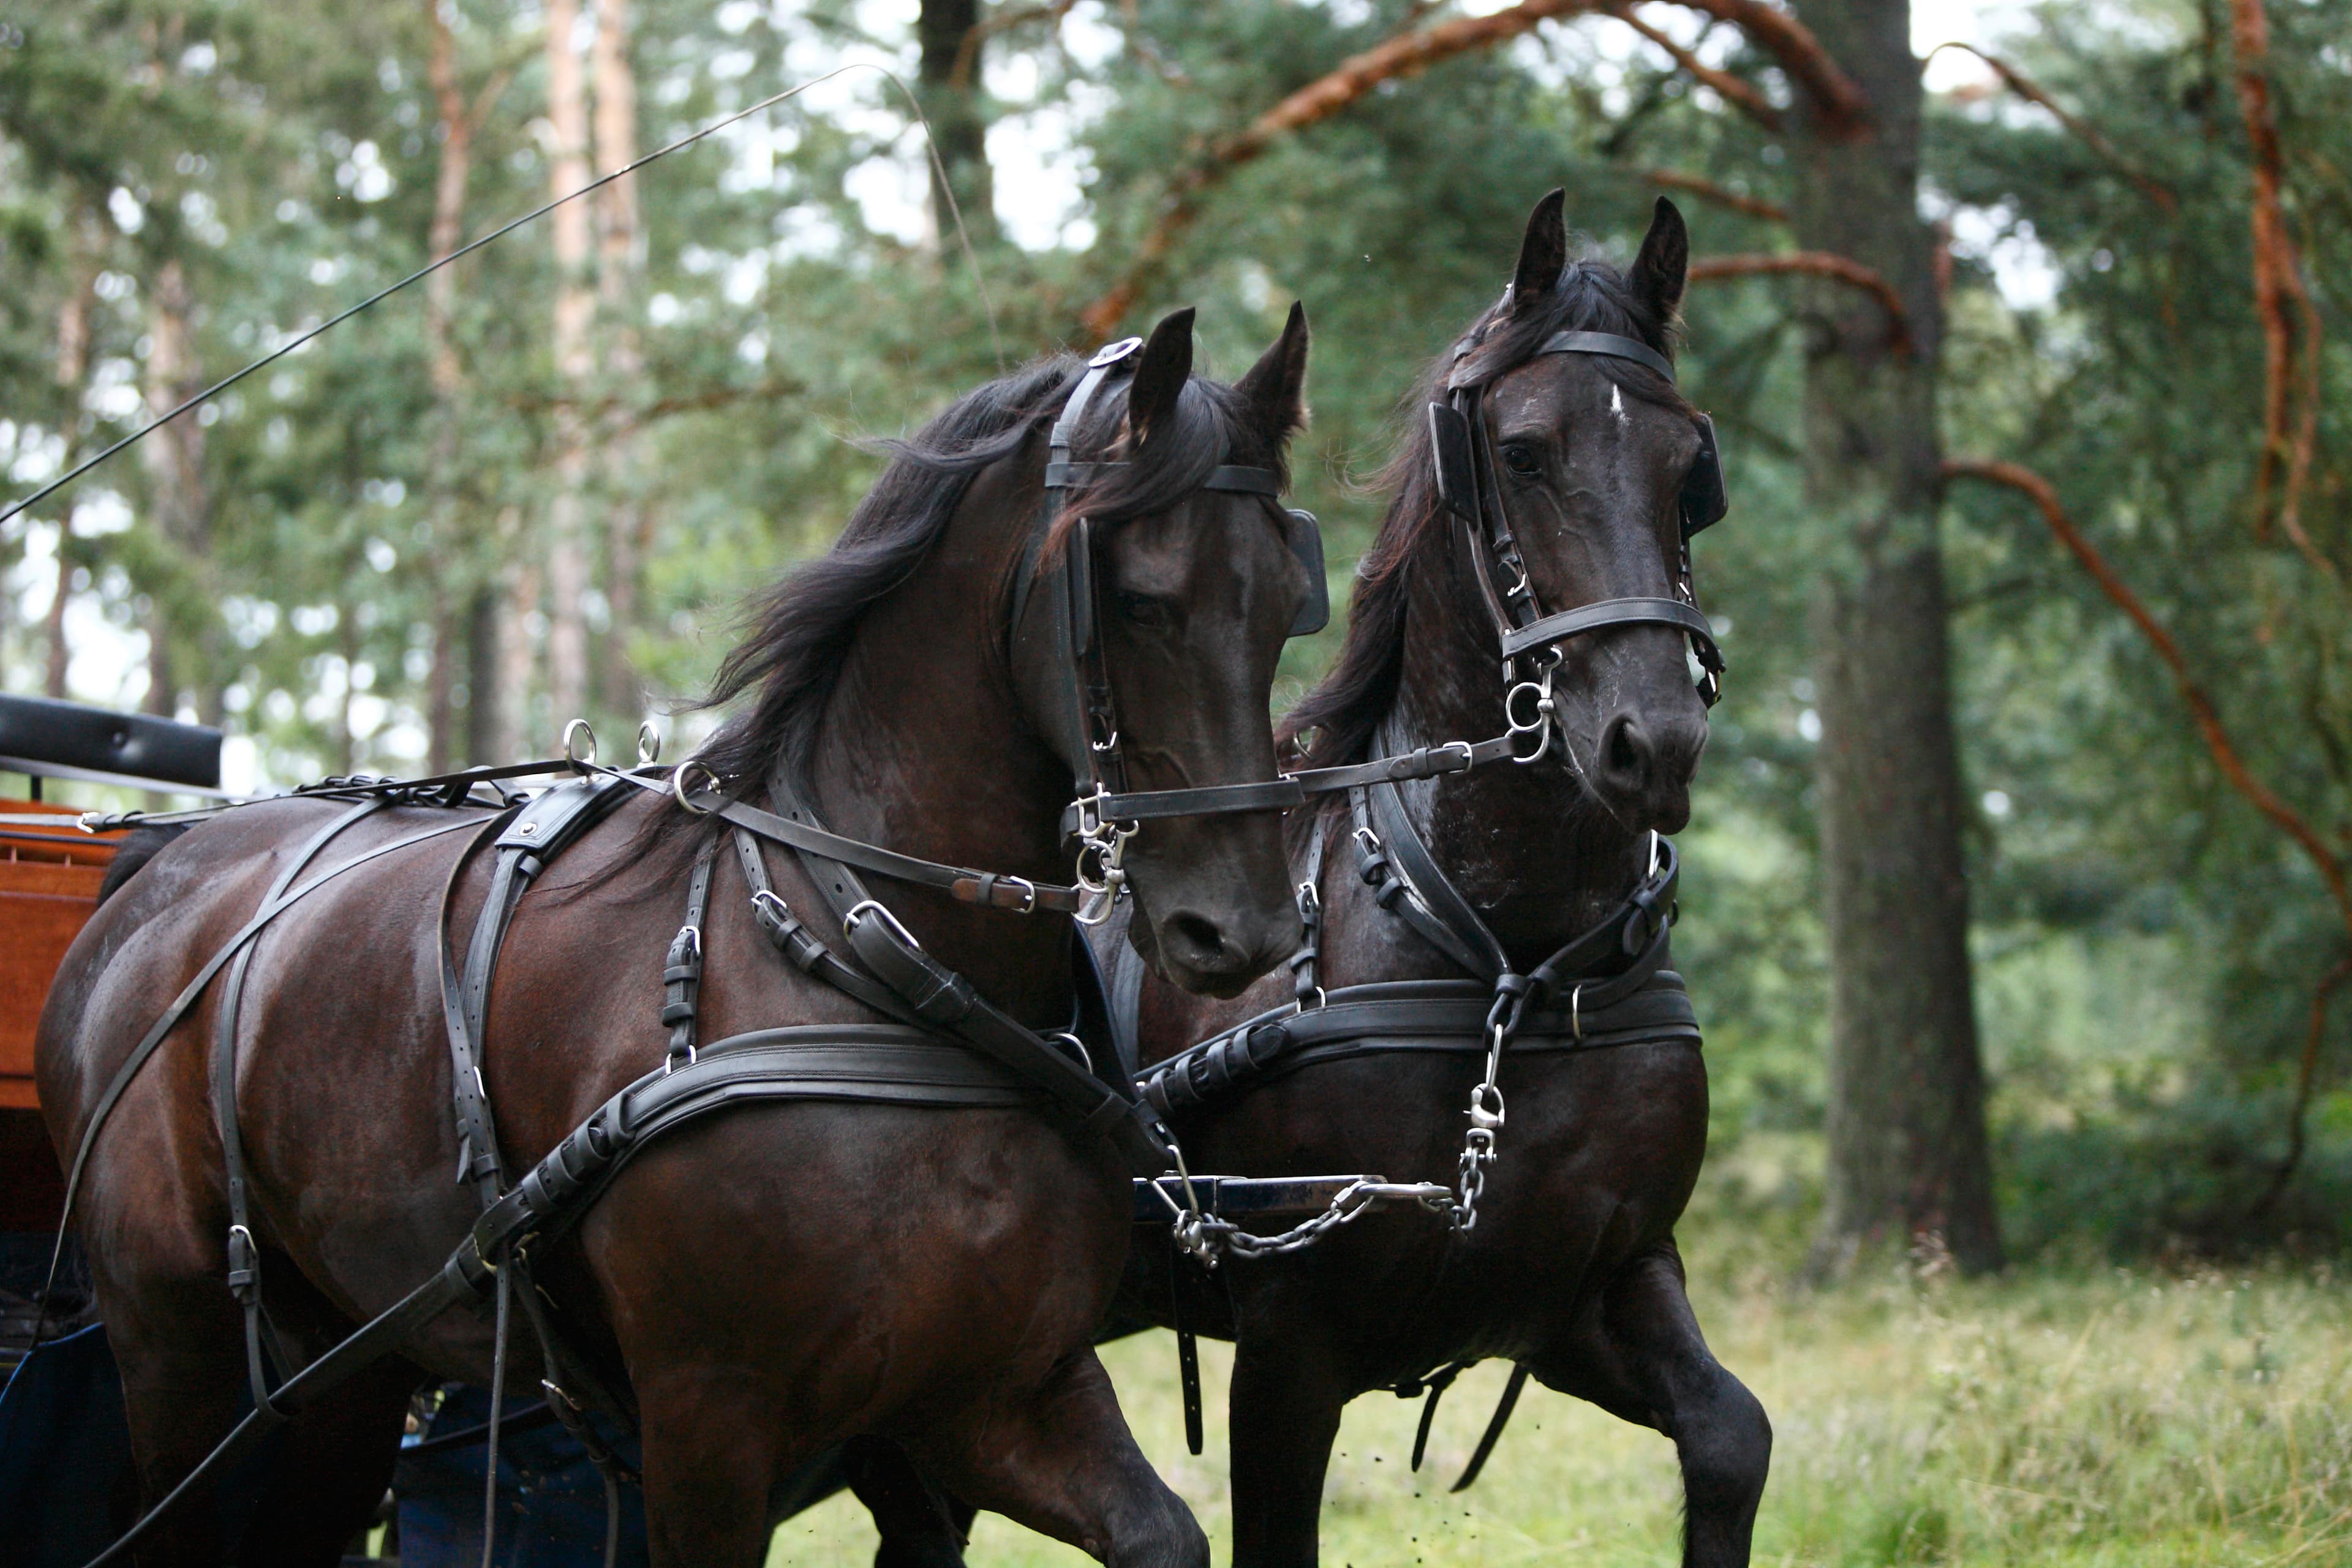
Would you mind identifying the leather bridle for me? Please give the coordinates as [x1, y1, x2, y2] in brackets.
[1428, 324, 1729, 768]
[1009, 335, 1323, 922]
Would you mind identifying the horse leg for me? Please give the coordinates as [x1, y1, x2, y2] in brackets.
[842, 1436, 974, 1568]
[233, 1356, 413, 1567]
[1531, 1242, 1771, 1568]
[101, 1273, 249, 1567]
[633, 1373, 790, 1568]
[1225, 1335, 1349, 1568]
[910, 1347, 1206, 1568]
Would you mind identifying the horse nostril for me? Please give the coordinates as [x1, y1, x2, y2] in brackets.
[1163, 912, 1229, 968]
[1603, 714, 1650, 783]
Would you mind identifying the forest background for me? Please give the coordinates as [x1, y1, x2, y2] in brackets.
[4, 0, 2351, 1278]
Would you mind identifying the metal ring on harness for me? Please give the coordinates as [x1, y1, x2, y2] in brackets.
[670, 761, 719, 815]
[562, 719, 598, 768]
[636, 723, 663, 765]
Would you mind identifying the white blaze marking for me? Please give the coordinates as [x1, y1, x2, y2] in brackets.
[1610, 382, 1628, 427]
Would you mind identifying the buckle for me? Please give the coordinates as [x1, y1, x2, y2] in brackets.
[844, 899, 924, 949]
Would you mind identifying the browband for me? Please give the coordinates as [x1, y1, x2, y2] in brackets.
[1045, 461, 1282, 495]
[1447, 326, 1678, 391]
[1534, 330, 1675, 380]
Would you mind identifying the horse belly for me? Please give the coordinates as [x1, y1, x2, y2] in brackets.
[578, 1102, 1130, 1439]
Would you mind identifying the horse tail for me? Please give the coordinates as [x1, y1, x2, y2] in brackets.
[97, 823, 191, 905]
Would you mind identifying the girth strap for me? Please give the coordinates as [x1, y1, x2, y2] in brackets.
[74, 1023, 1041, 1568]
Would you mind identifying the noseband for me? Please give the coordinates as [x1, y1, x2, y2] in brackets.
[1427, 325, 1730, 766]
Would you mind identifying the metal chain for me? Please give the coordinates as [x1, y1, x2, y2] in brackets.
[1152, 1173, 1453, 1265]
[1450, 993, 1517, 1232]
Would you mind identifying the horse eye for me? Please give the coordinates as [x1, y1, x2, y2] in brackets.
[1113, 591, 1177, 630]
[1500, 443, 1542, 477]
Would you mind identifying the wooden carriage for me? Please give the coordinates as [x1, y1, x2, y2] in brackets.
[0, 695, 222, 1246]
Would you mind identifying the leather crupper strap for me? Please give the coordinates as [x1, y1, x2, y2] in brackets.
[1431, 324, 1728, 710]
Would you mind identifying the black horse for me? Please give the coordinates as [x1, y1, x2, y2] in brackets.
[1093, 194, 1771, 1567]
[37, 307, 1321, 1567]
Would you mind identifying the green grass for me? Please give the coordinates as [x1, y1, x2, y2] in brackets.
[768, 1234, 2352, 1567]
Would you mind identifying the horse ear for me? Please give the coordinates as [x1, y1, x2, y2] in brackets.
[1629, 195, 1689, 325]
[1509, 188, 1568, 311]
[1127, 306, 1196, 442]
[1235, 300, 1310, 437]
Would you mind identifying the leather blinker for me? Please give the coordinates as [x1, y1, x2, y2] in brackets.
[1428, 403, 1478, 522]
[1681, 412, 1726, 535]
[1284, 508, 1329, 637]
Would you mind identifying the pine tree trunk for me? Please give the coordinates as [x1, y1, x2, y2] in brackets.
[592, 0, 646, 719]
[1789, 0, 2003, 1274]
[466, 582, 502, 766]
[140, 257, 209, 722]
[918, 0, 997, 247]
[424, 0, 473, 775]
[543, 0, 596, 730]
[46, 208, 97, 701]
[496, 538, 539, 761]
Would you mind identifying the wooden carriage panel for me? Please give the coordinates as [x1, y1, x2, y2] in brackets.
[2, 801, 120, 1112]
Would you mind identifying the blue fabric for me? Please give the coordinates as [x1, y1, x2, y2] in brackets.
[0, 1321, 284, 1567]
[0, 1324, 132, 1568]
[394, 1388, 650, 1568]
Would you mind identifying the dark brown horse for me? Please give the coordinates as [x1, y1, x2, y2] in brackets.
[37, 306, 1317, 1567]
[1096, 197, 1770, 1566]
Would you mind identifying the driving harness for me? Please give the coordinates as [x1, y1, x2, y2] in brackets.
[47, 341, 1356, 1568]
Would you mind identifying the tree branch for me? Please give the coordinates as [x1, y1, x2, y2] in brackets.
[951, 0, 1079, 90]
[1687, 251, 1913, 355]
[2252, 952, 2352, 1218]
[1603, 6, 1781, 130]
[2228, 0, 2326, 560]
[1077, 0, 1869, 339]
[1639, 168, 1786, 222]
[1924, 43, 2177, 215]
[1943, 458, 2352, 935]
[1673, 0, 1868, 130]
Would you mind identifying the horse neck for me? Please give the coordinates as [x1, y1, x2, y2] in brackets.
[802, 466, 1077, 1022]
[1383, 518, 1651, 957]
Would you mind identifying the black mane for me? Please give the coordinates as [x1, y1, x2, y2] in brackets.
[1279, 254, 1685, 774]
[695, 352, 1286, 796]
